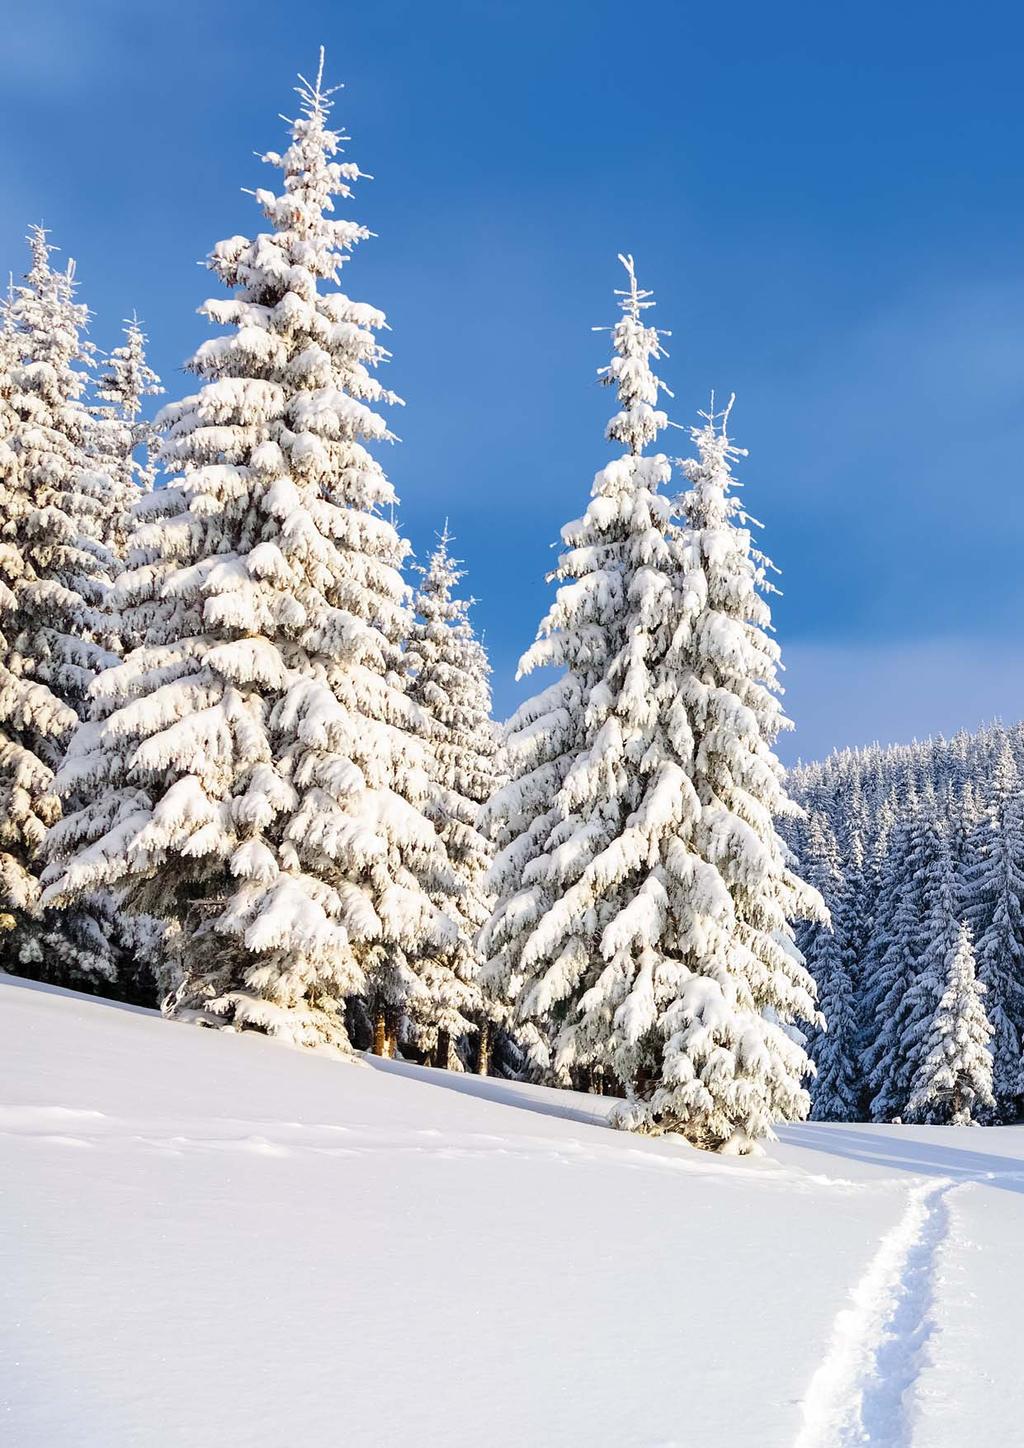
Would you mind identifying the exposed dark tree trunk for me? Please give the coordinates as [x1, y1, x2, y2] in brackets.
[385, 1006, 400, 1060]
[435, 1029, 451, 1071]
[476, 1020, 492, 1076]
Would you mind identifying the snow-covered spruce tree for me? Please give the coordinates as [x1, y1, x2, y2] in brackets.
[857, 796, 916, 1113]
[865, 805, 956, 1121]
[838, 783, 872, 995]
[905, 921, 994, 1126]
[959, 730, 1011, 941]
[0, 229, 120, 986]
[960, 735, 1024, 1119]
[481, 256, 680, 1089]
[61, 317, 169, 1000]
[801, 812, 860, 1121]
[614, 399, 824, 1149]
[0, 275, 16, 377]
[43, 55, 454, 1048]
[485, 292, 823, 1150]
[94, 316, 163, 556]
[406, 525, 503, 1070]
[0, 281, 21, 948]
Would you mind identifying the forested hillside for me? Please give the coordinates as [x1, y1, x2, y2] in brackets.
[789, 722, 1024, 1124]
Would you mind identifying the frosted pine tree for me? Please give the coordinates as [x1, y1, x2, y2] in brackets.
[0, 229, 119, 984]
[49, 317, 170, 1001]
[44, 55, 453, 1047]
[801, 813, 860, 1121]
[839, 784, 872, 995]
[485, 296, 822, 1149]
[616, 399, 823, 1149]
[866, 806, 956, 1121]
[905, 922, 994, 1126]
[0, 277, 25, 945]
[961, 736, 1024, 1118]
[960, 736, 1006, 944]
[0, 275, 17, 378]
[407, 526, 502, 1069]
[481, 257, 681, 1089]
[94, 316, 163, 554]
[858, 797, 911, 1106]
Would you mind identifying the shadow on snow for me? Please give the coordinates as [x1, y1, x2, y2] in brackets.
[777, 1122, 1024, 1194]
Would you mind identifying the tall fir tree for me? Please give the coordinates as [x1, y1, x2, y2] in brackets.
[905, 921, 994, 1126]
[46, 317, 167, 1001]
[863, 806, 956, 1121]
[486, 302, 823, 1149]
[801, 813, 860, 1121]
[839, 782, 872, 1000]
[616, 399, 823, 1149]
[44, 54, 455, 1048]
[406, 525, 502, 1069]
[964, 737, 1024, 1118]
[0, 229, 119, 985]
[94, 315, 163, 555]
[481, 256, 680, 1090]
[893, 823, 968, 1112]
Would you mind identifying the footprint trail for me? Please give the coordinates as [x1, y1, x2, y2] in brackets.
[793, 1177, 956, 1448]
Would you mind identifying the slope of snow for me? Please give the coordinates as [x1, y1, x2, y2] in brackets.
[2, 975, 1022, 1447]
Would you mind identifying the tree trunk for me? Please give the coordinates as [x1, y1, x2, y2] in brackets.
[476, 1021, 491, 1077]
[372, 1010, 387, 1057]
[435, 1029, 451, 1071]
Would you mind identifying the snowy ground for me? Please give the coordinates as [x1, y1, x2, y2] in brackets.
[2, 975, 1022, 1448]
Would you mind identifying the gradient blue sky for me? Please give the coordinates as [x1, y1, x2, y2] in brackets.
[3, 0, 1024, 762]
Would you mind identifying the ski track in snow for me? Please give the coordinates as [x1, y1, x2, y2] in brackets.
[793, 1176, 975, 1448]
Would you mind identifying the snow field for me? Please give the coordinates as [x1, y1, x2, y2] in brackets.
[5, 978, 1023, 1447]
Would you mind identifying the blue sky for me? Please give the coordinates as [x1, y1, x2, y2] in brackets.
[3, 0, 1024, 762]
